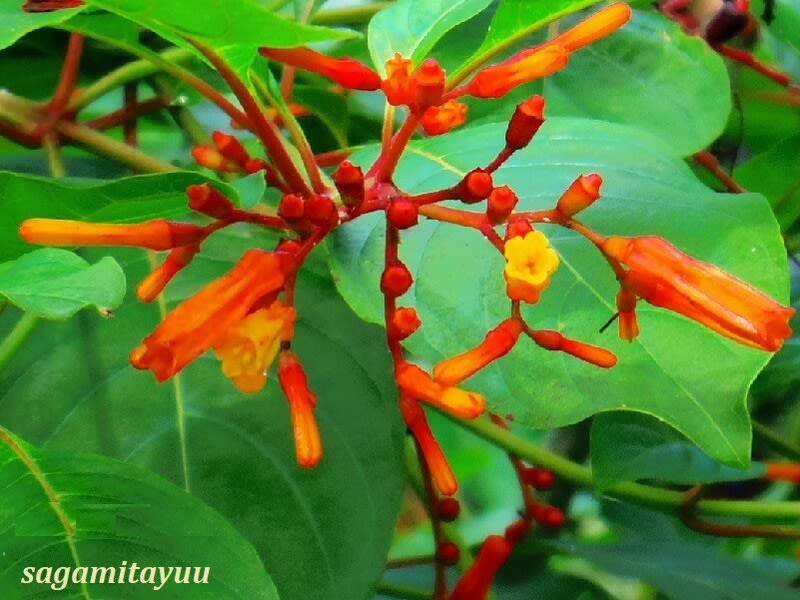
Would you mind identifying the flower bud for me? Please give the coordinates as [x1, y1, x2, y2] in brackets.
[449, 535, 512, 600]
[382, 53, 415, 106]
[192, 145, 240, 172]
[389, 307, 422, 340]
[137, 244, 200, 302]
[381, 264, 414, 297]
[437, 497, 461, 522]
[332, 160, 365, 208]
[278, 194, 306, 221]
[186, 184, 236, 220]
[400, 394, 458, 495]
[396, 362, 486, 419]
[279, 351, 323, 468]
[420, 100, 468, 136]
[455, 168, 493, 204]
[260, 46, 382, 90]
[530, 330, 617, 368]
[505, 96, 545, 150]
[552, 2, 632, 52]
[305, 194, 338, 226]
[434, 319, 523, 385]
[486, 186, 519, 224]
[521, 466, 555, 490]
[387, 198, 419, 229]
[556, 173, 602, 217]
[211, 130, 250, 165]
[412, 58, 446, 108]
[437, 542, 461, 566]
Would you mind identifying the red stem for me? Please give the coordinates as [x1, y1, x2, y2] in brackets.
[373, 114, 422, 182]
[189, 39, 312, 196]
[49, 33, 85, 117]
[716, 44, 792, 87]
[86, 97, 171, 132]
[123, 82, 138, 146]
[693, 151, 745, 193]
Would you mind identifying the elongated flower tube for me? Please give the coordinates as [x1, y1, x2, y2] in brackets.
[556, 173, 603, 217]
[20, 218, 204, 251]
[434, 319, 523, 385]
[130, 249, 286, 381]
[450, 535, 513, 600]
[421, 100, 468, 135]
[137, 244, 200, 302]
[213, 300, 296, 393]
[551, 2, 633, 52]
[279, 351, 322, 468]
[466, 44, 569, 99]
[601, 236, 795, 351]
[529, 330, 618, 368]
[504, 230, 560, 304]
[259, 46, 382, 91]
[396, 362, 486, 419]
[400, 394, 458, 495]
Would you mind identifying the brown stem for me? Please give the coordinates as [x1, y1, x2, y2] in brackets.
[85, 97, 171, 132]
[680, 486, 800, 539]
[693, 151, 745, 193]
[123, 82, 138, 146]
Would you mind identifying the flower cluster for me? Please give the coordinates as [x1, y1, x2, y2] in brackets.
[15, 3, 796, 594]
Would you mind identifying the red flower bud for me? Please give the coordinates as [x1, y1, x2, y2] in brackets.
[504, 518, 531, 546]
[211, 131, 251, 166]
[556, 173, 603, 217]
[412, 58, 446, 109]
[305, 194, 338, 226]
[332, 160, 365, 208]
[505, 218, 533, 240]
[387, 198, 419, 229]
[765, 462, 800, 483]
[278, 194, 306, 221]
[279, 351, 323, 468]
[538, 506, 566, 529]
[521, 466, 555, 490]
[505, 95, 546, 150]
[186, 184, 236, 220]
[487, 185, 519, 224]
[260, 46, 381, 91]
[420, 100, 468, 136]
[390, 307, 422, 340]
[467, 44, 569, 99]
[552, 2, 632, 52]
[382, 53, 415, 106]
[434, 319, 523, 385]
[437, 497, 461, 522]
[449, 535, 513, 600]
[381, 264, 414, 297]
[192, 145, 241, 172]
[455, 168, 493, 204]
[437, 542, 461, 566]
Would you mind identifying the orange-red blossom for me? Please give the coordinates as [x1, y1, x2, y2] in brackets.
[279, 351, 323, 468]
[395, 362, 486, 419]
[434, 319, 523, 385]
[601, 236, 794, 351]
[259, 46, 382, 91]
[130, 249, 286, 381]
[400, 394, 458, 495]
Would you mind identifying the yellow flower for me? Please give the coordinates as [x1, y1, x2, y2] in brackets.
[213, 301, 296, 393]
[503, 231, 560, 303]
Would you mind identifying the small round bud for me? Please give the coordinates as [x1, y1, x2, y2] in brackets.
[539, 506, 565, 529]
[381, 264, 414, 297]
[390, 307, 422, 340]
[486, 185, 519, 224]
[437, 542, 461, 566]
[505, 218, 532, 240]
[556, 173, 603, 217]
[437, 497, 461, 522]
[521, 466, 555, 490]
[457, 169, 493, 204]
[278, 194, 305, 220]
[306, 194, 338, 226]
[413, 58, 446, 108]
[387, 199, 419, 229]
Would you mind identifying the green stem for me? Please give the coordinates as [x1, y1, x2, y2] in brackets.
[0, 312, 40, 372]
[753, 421, 800, 461]
[311, 2, 391, 25]
[68, 47, 194, 113]
[450, 413, 800, 520]
[376, 581, 432, 600]
[54, 120, 178, 173]
[152, 75, 211, 146]
[42, 135, 67, 178]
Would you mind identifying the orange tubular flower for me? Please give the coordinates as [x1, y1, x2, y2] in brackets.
[396, 362, 486, 419]
[450, 535, 513, 600]
[556, 173, 603, 217]
[130, 249, 286, 382]
[530, 330, 618, 368]
[20, 218, 204, 251]
[400, 394, 458, 495]
[601, 236, 795, 351]
[259, 46, 382, 91]
[213, 300, 296, 393]
[504, 230, 560, 304]
[420, 99, 468, 135]
[616, 288, 640, 341]
[137, 244, 200, 302]
[466, 44, 569, 99]
[279, 351, 322, 468]
[764, 462, 800, 484]
[552, 2, 633, 52]
[382, 53, 415, 105]
[434, 319, 524, 385]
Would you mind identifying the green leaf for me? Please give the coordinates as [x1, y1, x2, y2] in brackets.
[590, 412, 765, 489]
[0, 427, 278, 599]
[330, 118, 788, 466]
[736, 133, 800, 231]
[0, 228, 405, 600]
[0, 0, 86, 50]
[368, 0, 494, 73]
[544, 10, 732, 156]
[551, 502, 800, 600]
[0, 171, 235, 261]
[0, 248, 125, 319]
[83, 0, 354, 78]
[230, 172, 267, 210]
[453, 0, 604, 82]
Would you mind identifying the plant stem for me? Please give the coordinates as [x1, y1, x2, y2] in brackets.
[450, 413, 800, 520]
[0, 312, 40, 372]
[42, 135, 67, 178]
[753, 421, 800, 461]
[376, 581, 433, 600]
[68, 48, 193, 112]
[53, 120, 178, 173]
[311, 2, 391, 25]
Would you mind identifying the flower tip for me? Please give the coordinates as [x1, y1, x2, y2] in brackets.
[554, 2, 633, 53]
